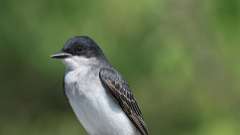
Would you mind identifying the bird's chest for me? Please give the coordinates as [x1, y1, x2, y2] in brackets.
[63, 69, 137, 135]
[64, 68, 101, 97]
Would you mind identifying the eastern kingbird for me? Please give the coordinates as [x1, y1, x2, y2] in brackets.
[51, 36, 148, 135]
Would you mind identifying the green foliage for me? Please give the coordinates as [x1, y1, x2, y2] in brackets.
[0, 0, 239, 134]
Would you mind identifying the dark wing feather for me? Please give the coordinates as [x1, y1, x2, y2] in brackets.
[99, 68, 149, 135]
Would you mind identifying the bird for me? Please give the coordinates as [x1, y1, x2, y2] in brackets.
[51, 36, 148, 135]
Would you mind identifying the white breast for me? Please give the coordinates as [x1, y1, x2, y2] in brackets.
[64, 65, 140, 135]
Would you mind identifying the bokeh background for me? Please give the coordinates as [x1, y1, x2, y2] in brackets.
[0, 0, 240, 135]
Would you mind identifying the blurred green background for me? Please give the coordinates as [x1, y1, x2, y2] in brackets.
[0, 0, 240, 135]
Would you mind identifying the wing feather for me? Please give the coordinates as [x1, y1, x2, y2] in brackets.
[99, 68, 149, 135]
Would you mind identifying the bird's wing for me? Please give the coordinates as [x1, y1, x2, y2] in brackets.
[99, 68, 149, 135]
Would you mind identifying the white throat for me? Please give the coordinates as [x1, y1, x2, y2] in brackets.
[62, 56, 98, 71]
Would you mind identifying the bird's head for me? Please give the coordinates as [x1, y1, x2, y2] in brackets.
[51, 36, 104, 70]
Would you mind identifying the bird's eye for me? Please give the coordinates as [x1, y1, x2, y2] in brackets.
[76, 46, 83, 52]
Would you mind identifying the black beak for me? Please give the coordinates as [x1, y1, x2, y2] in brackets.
[51, 52, 72, 59]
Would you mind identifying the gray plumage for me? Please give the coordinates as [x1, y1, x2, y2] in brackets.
[99, 68, 148, 135]
[52, 36, 149, 135]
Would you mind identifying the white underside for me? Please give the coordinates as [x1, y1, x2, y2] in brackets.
[63, 57, 140, 135]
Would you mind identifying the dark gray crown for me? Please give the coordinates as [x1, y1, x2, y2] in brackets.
[62, 36, 103, 58]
